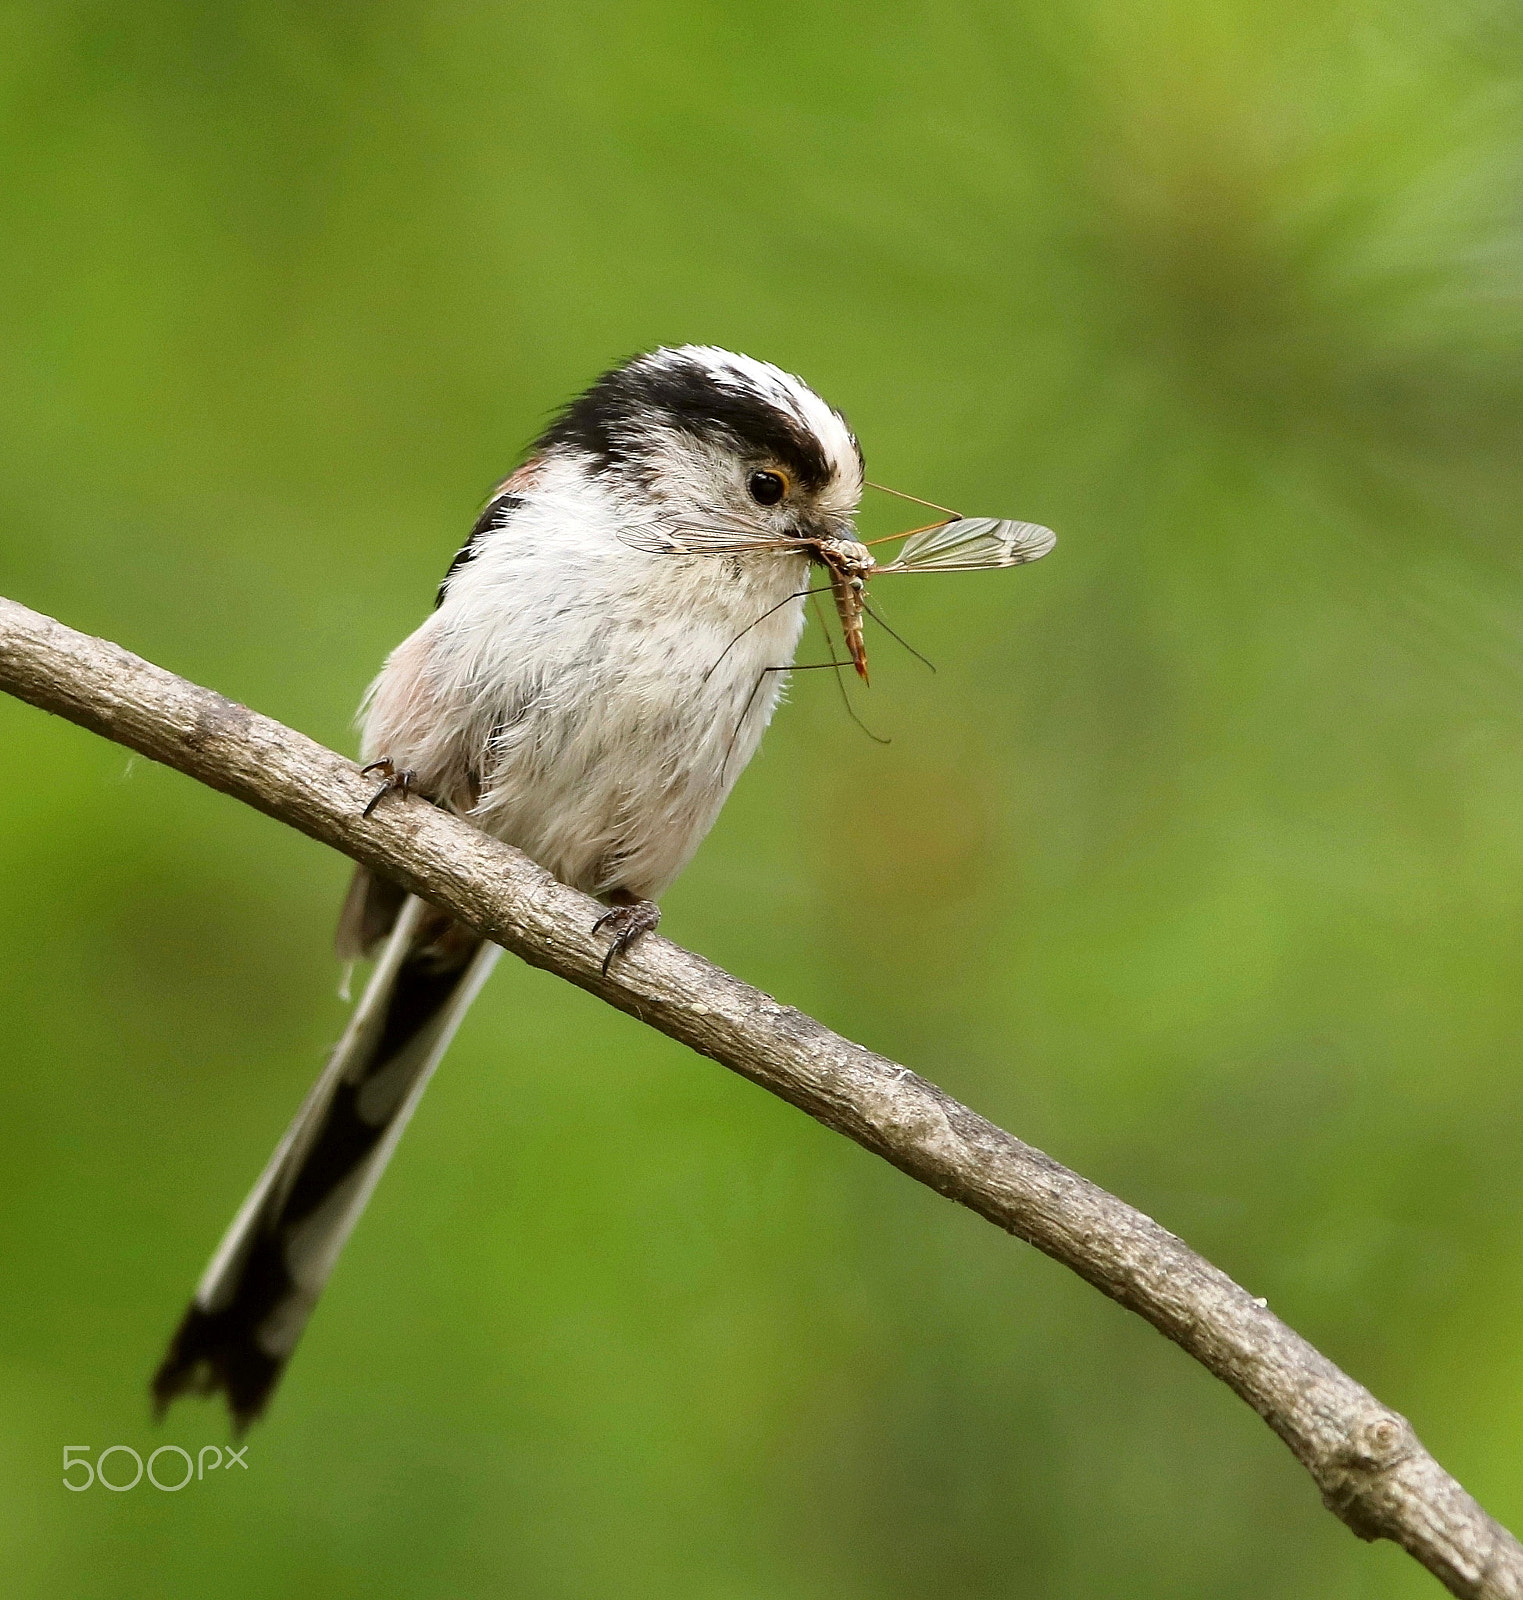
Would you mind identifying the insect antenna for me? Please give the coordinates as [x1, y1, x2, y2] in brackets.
[861, 599, 936, 673]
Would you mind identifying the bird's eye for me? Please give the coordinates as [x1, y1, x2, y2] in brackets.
[747, 470, 788, 507]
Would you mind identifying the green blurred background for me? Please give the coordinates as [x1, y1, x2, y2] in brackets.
[3, 2, 1522, 1595]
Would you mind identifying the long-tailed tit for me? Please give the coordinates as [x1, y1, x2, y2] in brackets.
[151, 346, 1054, 1428]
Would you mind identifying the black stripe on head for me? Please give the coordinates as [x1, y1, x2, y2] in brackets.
[538, 351, 841, 491]
[436, 492, 524, 608]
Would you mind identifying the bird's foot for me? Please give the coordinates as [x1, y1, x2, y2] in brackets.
[593, 898, 660, 976]
[359, 758, 416, 818]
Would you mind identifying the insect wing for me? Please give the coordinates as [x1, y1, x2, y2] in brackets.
[618, 514, 806, 558]
[881, 517, 1056, 573]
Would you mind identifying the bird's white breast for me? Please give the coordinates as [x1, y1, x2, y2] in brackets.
[361, 457, 810, 900]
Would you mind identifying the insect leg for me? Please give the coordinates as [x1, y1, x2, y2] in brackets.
[861, 599, 936, 673]
[864, 481, 962, 520]
[702, 584, 833, 684]
[809, 593, 890, 745]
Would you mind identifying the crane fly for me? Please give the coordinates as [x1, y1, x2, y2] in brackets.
[806, 516, 1056, 682]
[623, 498, 1057, 684]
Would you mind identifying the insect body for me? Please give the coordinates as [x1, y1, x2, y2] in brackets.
[811, 536, 877, 682]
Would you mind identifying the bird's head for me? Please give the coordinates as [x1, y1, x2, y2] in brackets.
[535, 345, 864, 554]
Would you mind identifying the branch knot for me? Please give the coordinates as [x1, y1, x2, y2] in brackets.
[1319, 1411, 1419, 1541]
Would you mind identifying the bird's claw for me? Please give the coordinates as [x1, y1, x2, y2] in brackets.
[360, 758, 415, 818]
[593, 899, 660, 976]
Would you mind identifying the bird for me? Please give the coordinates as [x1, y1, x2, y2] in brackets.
[151, 346, 870, 1428]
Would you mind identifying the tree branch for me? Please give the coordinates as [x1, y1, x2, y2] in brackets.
[1, 591, 1518, 1598]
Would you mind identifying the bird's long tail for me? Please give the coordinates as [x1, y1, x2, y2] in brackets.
[152, 892, 500, 1429]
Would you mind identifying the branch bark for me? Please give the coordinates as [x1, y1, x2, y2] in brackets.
[2, 591, 1518, 1598]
